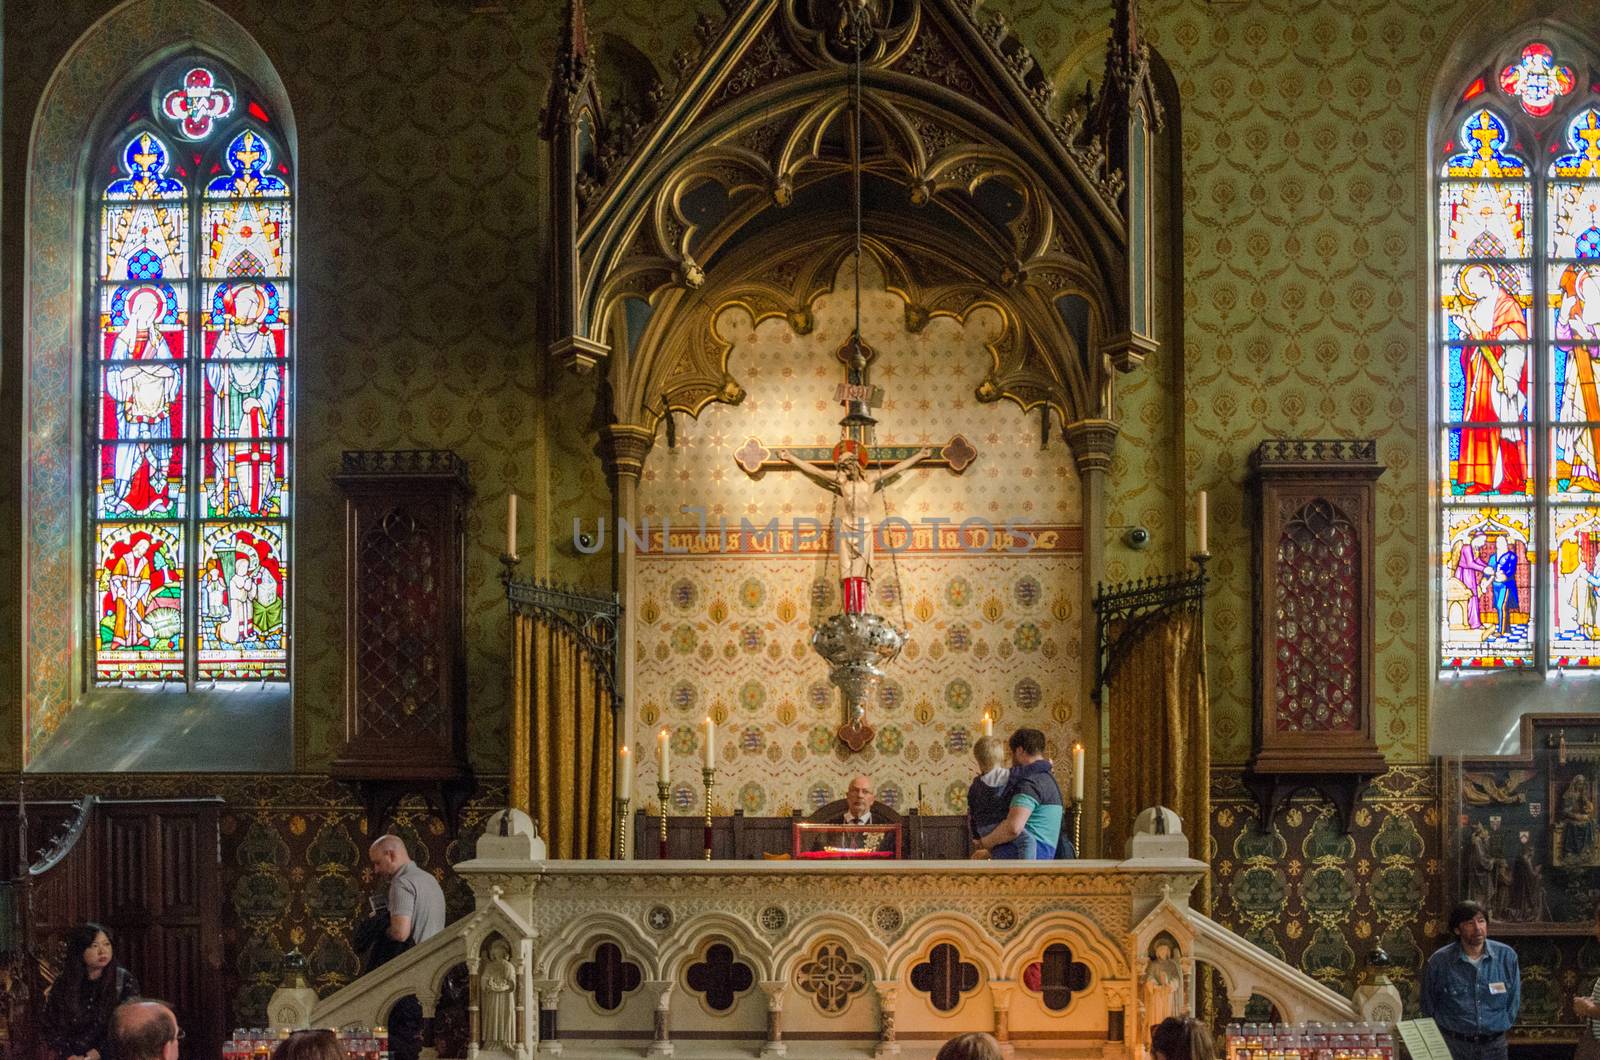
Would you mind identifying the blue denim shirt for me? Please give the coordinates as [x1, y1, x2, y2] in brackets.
[1420, 940, 1521, 1036]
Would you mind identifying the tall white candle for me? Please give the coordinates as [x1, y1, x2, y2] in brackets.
[1072, 743, 1086, 802]
[658, 727, 670, 784]
[617, 745, 632, 801]
[506, 493, 519, 559]
[1196, 490, 1208, 555]
[703, 716, 716, 768]
[981, 712, 993, 738]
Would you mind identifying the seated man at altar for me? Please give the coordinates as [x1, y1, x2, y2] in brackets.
[972, 728, 1068, 860]
[837, 775, 878, 825]
[794, 775, 900, 857]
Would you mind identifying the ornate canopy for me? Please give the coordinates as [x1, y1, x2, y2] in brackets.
[543, 0, 1161, 466]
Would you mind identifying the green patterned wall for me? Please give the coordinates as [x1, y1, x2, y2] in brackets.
[993, 0, 1473, 765]
[1210, 768, 1443, 1011]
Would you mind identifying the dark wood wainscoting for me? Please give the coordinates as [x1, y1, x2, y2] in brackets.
[2, 798, 223, 1060]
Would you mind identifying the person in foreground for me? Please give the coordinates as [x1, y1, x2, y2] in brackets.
[1152, 1016, 1216, 1060]
[41, 922, 141, 1060]
[273, 1028, 349, 1059]
[1421, 900, 1521, 1060]
[110, 999, 181, 1060]
[971, 728, 1065, 859]
[936, 1031, 1005, 1060]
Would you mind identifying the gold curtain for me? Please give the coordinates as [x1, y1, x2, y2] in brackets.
[1105, 606, 1209, 894]
[511, 611, 615, 858]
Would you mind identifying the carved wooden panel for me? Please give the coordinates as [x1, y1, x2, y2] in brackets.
[1248, 440, 1386, 780]
[1273, 497, 1362, 733]
[332, 451, 473, 799]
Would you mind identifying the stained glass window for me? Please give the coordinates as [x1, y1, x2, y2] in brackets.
[89, 59, 291, 684]
[1438, 39, 1599, 670]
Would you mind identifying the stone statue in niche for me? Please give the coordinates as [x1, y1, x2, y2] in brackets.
[1506, 830, 1549, 922]
[1555, 773, 1600, 867]
[1464, 823, 1503, 913]
[1141, 934, 1186, 1026]
[480, 938, 518, 1051]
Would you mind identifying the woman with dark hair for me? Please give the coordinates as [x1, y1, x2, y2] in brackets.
[272, 1029, 349, 1060]
[1152, 1016, 1217, 1060]
[935, 1032, 1005, 1060]
[40, 922, 140, 1060]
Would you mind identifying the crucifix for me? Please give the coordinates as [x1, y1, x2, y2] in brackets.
[731, 334, 977, 614]
[734, 327, 979, 751]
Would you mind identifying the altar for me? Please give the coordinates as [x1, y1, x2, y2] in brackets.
[279, 814, 1389, 1059]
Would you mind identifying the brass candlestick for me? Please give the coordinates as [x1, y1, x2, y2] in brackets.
[703, 767, 716, 861]
[657, 780, 671, 859]
[613, 798, 630, 860]
[1072, 798, 1083, 859]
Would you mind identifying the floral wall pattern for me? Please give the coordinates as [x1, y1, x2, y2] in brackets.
[633, 257, 1084, 811]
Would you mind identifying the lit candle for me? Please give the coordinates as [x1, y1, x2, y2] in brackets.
[506, 492, 519, 559]
[1072, 743, 1086, 802]
[703, 716, 716, 768]
[1196, 490, 1208, 556]
[617, 745, 632, 802]
[658, 727, 670, 783]
[981, 712, 993, 738]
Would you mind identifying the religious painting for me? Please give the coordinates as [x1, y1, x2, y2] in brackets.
[104, 130, 186, 201]
[95, 522, 185, 681]
[101, 200, 189, 282]
[197, 522, 287, 680]
[1552, 507, 1600, 666]
[205, 128, 290, 198]
[86, 77, 293, 688]
[201, 281, 289, 519]
[1548, 183, 1600, 258]
[1550, 259, 1600, 495]
[1443, 109, 1528, 179]
[202, 199, 292, 278]
[1440, 506, 1534, 668]
[1438, 180, 1529, 260]
[1552, 770, 1600, 867]
[1441, 264, 1534, 498]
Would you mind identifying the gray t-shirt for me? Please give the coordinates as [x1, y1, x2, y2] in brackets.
[388, 860, 445, 944]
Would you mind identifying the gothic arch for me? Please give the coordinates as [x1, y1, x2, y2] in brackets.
[21, 0, 297, 756]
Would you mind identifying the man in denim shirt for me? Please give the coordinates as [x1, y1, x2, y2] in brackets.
[1421, 901, 1521, 1060]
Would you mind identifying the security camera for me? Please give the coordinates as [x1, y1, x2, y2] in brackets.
[576, 531, 597, 551]
[1124, 526, 1151, 550]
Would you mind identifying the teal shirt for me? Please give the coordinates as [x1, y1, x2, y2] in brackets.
[1013, 792, 1064, 851]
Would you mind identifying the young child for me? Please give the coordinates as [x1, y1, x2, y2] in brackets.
[966, 736, 1012, 854]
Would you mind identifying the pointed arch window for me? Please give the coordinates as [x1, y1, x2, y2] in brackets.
[1438, 37, 1600, 670]
[90, 58, 292, 685]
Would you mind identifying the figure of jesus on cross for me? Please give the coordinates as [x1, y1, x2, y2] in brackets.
[776, 439, 933, 614]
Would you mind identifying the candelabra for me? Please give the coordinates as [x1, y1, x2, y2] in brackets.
[613, 797, 630, 860]
[703, 767, 716, 861]
[658, 780, 671, 860]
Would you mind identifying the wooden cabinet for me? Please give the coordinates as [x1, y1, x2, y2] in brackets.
[331, 450, 475, 832]
[1245, 440, 1386, 832]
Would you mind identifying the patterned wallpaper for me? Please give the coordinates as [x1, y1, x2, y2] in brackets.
[996, 0, 1461, 764]
[633, 256, 1084, 812]
[0, 0, 1509, 766]
[1210, 767, 1444, 1013]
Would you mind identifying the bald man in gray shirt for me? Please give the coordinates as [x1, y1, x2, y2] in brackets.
[369, 834, 445, 944]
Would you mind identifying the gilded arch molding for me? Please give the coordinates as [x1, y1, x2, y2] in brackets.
[544, 0, 1163, 468]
